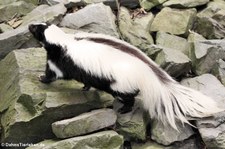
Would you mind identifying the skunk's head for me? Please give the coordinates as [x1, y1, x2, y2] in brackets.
[29, 23, 49, 43]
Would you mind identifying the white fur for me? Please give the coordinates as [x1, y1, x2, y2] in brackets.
[44, 24, 223, 130]
[48, 60, 63, 78]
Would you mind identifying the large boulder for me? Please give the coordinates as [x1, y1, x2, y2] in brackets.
[26, 131, 123, 149]
[0, 1, 35, 22]
[150, 7, 197, 36]
[60, 3, 119, 37]
[190, 40, 225, 75]
[118, 7, 154, 52]
[181, 74, 225, 149]
[0, 48, 114, 145]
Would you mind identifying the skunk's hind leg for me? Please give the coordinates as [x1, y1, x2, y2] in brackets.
[112, 92, 136, 114]
[118, 96, 135, 114]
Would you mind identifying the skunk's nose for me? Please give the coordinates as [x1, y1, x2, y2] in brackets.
[28, 24, 34, 33]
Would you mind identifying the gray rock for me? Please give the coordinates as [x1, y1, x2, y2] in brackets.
[132, 138, 200, 149]
[42, 0, 139, 9]
[0, 23, 13, 33]
[165, 138, 201, 149]
[0, 26, 40, 60]
[181, 74, 225, 149]
[139, 0, 168, 11]
[0, 0, 39, 5]
[114, 100, 147, 141]
[132, 140, 165, 149]
[212, 59, 225, 86]
[150, 120, 194, 146]
[52, 109, 117, 139]
[41, 0, 84, 8]
[21, 3, 67, 26]
[0, 3, 67, 60]
[187, 30, 206, 42]
[194, 1, 225, 39]
[103, 0, 139, 10]
[194, 15, 225, 39]
[150, 7, 197, 36]
[145, 44, 163, 59]
[118, 7, 154, 52]
[43, 0, 68, 5]
[155, 47, 191, 78]
[156, 31, 190, 56]
[197, 0, 225, 18]
[0, 1, 35, 22]
[163, 0, 209, 8]
[190, 40, 225, 75]
[26, 131, 123, 149]
[60, 3, 119, 37]
[0, 48, 114, 145]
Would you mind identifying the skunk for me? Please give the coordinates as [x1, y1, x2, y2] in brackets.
[29, 23, 223, 130]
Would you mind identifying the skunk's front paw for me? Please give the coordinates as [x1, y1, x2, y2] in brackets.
[38, 75, 54, 84]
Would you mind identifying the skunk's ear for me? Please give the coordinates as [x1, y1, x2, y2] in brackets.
[45, 22, 51, 26]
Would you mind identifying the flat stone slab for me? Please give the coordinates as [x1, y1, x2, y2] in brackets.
[52, 108, 117, 138]
[26, 131, 123, 149]
[163, 0, 209, 8]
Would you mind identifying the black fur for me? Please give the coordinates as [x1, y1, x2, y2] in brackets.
[29, 24, 137, 113]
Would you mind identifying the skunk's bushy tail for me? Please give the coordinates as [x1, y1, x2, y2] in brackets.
[139, 73, 223, 130]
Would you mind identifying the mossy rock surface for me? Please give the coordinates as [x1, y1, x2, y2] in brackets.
[0, 48, 114, 145]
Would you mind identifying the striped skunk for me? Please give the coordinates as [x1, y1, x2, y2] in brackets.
[29, 23, 223, 130]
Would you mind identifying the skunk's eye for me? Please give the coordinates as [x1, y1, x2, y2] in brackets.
[28, 24, 37, 33]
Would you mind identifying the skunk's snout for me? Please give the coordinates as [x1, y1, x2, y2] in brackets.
[28, 24, 35, 33]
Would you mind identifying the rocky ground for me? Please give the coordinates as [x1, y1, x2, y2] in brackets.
[0, 0, 225, 149]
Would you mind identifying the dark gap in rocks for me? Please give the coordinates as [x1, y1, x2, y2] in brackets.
[196, 4, 208, 12]
[151, 32, 157, 44]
